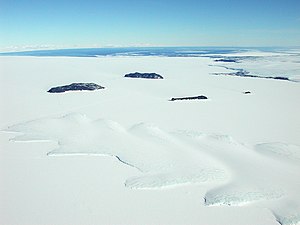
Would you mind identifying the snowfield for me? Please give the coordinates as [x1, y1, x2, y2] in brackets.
[0, 53, 300, 225]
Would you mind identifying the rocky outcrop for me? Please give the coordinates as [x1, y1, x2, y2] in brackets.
[212, 70, 290, 82]
[272, 76, 289, 80]
[170, 95, 208, 101]
[48, 83, 105, 93]
[124, 72, 164, 79]
[215, 59, 237, 63]
[211, 65, 292, 82]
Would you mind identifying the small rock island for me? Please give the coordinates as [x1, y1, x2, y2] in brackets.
[243, 91, 251, 94]
[124, 72, 164, 79]
[215, 59, 237, 63]
[48, 83, 105, 93]
[170, 95, 208, 101]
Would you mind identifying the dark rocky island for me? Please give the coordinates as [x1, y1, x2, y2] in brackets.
[48, 83, 105, 93]
[243, 91, 251, 94]
[170, 95, 208, 101]
[215, 59, 237, 63]
[272, 76, 290, 81]
[124, 72, 164, 79]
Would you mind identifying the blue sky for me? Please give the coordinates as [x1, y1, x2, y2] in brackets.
[0, 0, 300, 50]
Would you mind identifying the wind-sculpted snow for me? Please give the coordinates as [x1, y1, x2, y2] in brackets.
[173, 131, 300, 225]
[204, 185, 284, 206]
[4, 113, 300, 225]
[255, 143, 300, 164]
[5, 113, 229, 187]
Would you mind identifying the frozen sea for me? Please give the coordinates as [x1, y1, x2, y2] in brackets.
[1, 47, 300, 81]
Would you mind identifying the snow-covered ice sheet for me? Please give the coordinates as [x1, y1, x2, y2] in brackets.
[1, 54, 300, 225]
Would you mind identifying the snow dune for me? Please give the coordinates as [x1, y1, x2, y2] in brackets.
[6, 113, 228, 188]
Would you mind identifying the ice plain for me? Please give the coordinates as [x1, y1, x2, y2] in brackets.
[0, 52, 300, 225]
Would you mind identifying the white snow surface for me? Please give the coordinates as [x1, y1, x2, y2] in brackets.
[1, 55, 300, 225]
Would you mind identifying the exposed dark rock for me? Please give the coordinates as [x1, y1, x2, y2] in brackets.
[48, 83, 105, 93]
[211, 65, 292, 82]
[124, 72, 164, 79]
[272, 76, 289, 81]
[212, 71, 290, 82]
[170, 95, 208, 101]
[243, 91, 251, 94]
[215, 59, 237, 63]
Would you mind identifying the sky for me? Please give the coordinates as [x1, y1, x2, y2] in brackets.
[0, 0, 300, 51]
